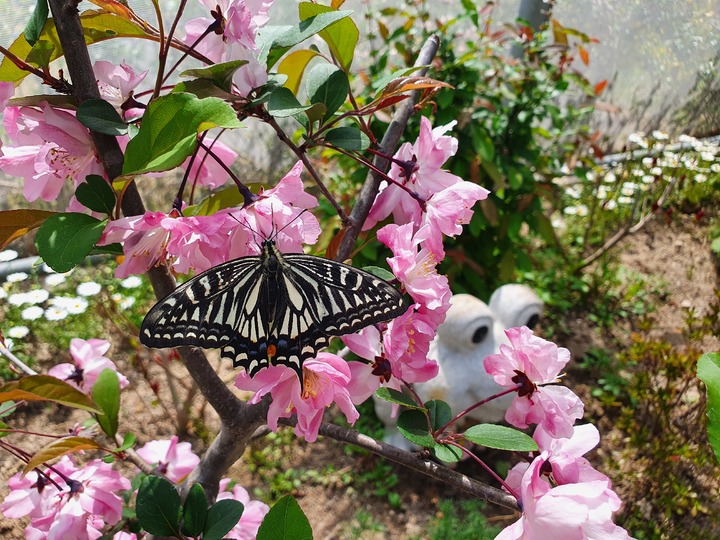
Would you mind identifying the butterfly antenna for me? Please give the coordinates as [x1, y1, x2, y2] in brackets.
[229, 212, 263, 251]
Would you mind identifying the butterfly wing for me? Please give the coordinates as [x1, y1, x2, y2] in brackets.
[281, 254, 408, 336]
[140, 257, 264, 350]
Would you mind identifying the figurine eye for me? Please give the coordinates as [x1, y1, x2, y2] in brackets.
[471, 325, 489, 344]
[526, 314, 540, 329]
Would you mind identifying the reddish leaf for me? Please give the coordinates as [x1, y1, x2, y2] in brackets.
[578, 46, 590, 66]
[594, 80, 608, 95]
[379, 76, 453, 100]
[0, 376, 101, 413]
[23, 437, 102, 476]
[0, 209, 57, 250]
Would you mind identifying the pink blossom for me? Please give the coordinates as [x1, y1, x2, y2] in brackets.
[217, 478, 270, 539]
[364, 117, 462, 229]
[2, 456, 130, 540]
[183, 138, 238, 189]
[497, 452, 631, 540]
[236, 353, 359, 442]
[135, 436, 200, 483]
[224, 161, 320, 256]
[383, 307, 439, 383]
[377, 223, 451, 314]
[0, 103, 104, 202]
[163, 212, 239, 273]
[113, 532, 138, 540]
[484, 326, 582, 438]
[99, 211, 173, 278]
[182, 0, 273, 94]
[94, 60, 147, 115]
[48, 338, 129, 392]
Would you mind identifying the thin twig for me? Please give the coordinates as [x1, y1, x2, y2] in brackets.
[336, 34, 440, 262]
[0, 346, 37, 376]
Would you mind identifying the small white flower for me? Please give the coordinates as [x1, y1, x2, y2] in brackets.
[120, 276, 142, 289]
[77, 282, 102, 297]
[563, 206, 579, 215]
[621, 183, 637, 196]
[7, 326, 29, 339]
[642, 175, 655, 184]
[0, 287, 7, 300]
[120, 296, 136, 310]
[26, 289, 50, 304]
[605, 199, 617, 210]
[3, 338, 13, 350]
[618, 196, 634, 205]
[65, 297, 89, 315]
[632, 168, 644, 177]
[9, 293, 30, 306]
[0, 250, 18, 262]
[701, 151, 716, 162]
[574, 204, 588, 217]
[642, 157, 653, 167]
[650, 167, 663, 176]
[695, 173, 707, 183]
[628, 132, 648, 148]
[652, 130, 669, 140]
[44, 306, 69, 321]
[597, 186, 608, 200]
[604, 172, 617, 184]
[6, 272, 29, 283]
[21, 306, 44, 320]
[44, 273, 67, 287]
[711, 163, 720, 173]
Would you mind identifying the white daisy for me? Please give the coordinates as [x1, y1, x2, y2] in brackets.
[45, 306, 69, 321]
[120, 276, 143, 289]
[3, 338, 13, 350]
[21, 306, 44, 320]
[7, 326, 29, 339]
[26, 289, 50, 304]
[120, 296, 136, 310]
[44, 274, 67, 287]
[0, 250, 18, 262]
[65, 297, 89, 315]
[0, 287, 7, 300]
[77, 282, 102, 296]
[6, 272, 29, 283]
[695, 173, 707, 183]
[9, 293, 30, 306]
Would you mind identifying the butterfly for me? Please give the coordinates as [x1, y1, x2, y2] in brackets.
[140, 238, 408, 381]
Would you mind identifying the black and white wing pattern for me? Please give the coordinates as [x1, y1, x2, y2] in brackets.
[140, 240, 407, 381]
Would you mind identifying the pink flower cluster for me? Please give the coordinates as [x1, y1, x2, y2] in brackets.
[483, 327, 629, 538]
[183, 0, 274, 95]
[48, 338, 129, 393]
[1, 456, 130, 539]
[99, 160, 319, 277]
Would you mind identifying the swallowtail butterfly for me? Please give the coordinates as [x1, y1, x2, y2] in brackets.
[140, 239, 407, 381]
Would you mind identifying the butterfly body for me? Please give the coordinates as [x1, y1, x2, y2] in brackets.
[140, 240, 407, 380]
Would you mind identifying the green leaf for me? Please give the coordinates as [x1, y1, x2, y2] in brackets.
[0, 401, 16, 418]
[24, 0, 49, 46]
[182, 484, 208, 537]
[35, 213, 107, 273]
[257, 495, 312, 540]
[90, 242, 123, 256]
[0, 375, 101, 413]
[375, 387, 422, 410]
[184, 186, 249, 217]
[426, 400, 453, 431]
[464, 424, 538, 452]
[324, 126, 369, 151]
[23, 436, 102, 476]
[432, 442, 464, 463]
[122, 93, 243, 176]
[92, 369, 120, 438]
[267, 87, 312, 118]
[397, 409, 434, 447]
[136, 476, 182, 537]
[698, 352, 720, 464]
[204, 499, 245, 540]
[173, 78, 239, 101]
[181, 60, 249, 92]
[361, 266, 395, 282]
[0, 209, 57, 250]
[114, 432, 136, 452]
[0, 420, 10, 439]
[470, 124, 495, 163]
[76, 98, 127, 135]
[265, 10, 354, 69]
[277, 49, 320, 94]
[0, 11, 150, 83]
[306, 63, 348, 122]
[75, 175, 116, 215]
[298, 2, 358, 71]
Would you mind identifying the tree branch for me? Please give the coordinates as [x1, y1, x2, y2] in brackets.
[315, 422, 519, 511]
[336, 34, 440, 262]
